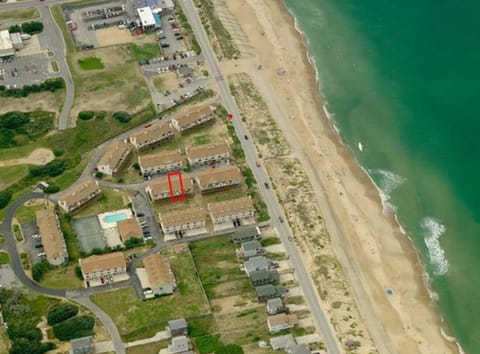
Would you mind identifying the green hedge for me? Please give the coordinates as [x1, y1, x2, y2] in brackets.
[47, 303, 79, 325]
[52, 315, 95, 341]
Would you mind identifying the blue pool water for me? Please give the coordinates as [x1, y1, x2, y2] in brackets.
[103, 212, 128, 224]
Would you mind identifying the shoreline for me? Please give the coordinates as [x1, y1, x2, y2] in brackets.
[224, 0, 461, 352]
[282, 2, 464, 351]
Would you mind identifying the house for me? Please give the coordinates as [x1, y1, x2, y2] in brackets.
[289, 344, 312, 354]
[250, 269, 280, 286]
[97, 140, 132, 176]
[129, 121, 174, 150]
[255, 284, 287, 302]
[159, 207, 206, 237]
[185, 142, 229, 168]
[143, 253, 176, 296]
[195, 166, 242, 193]
[170, 105, 214, 133]
[36, 209, 68, 265]
[79, 252, 128, 287]
[238, 240, 263, 259]
[166, 318, 188, 337]
[69, 336, 95, 354]
[146, 175, 193, 201]
[116, 218, 142, 243]
[57, 180, 101, 213]
[244, 256, 269, 276]
[232, 226, 261, 243]
[138, 150, 183, 176]
[270, 334, 296, 351]
[208, 197, 255, 227]
[267, 314, 298, 333]
[168, 335, 193, 354]
[267, 297, 286, 315]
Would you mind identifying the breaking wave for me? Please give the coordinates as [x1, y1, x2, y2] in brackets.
[421, 217, 448, 276]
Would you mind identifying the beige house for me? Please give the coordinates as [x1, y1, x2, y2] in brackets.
[36, 209, 68, 265]
[208, 197, 255, 227]
[129, 121, 174, 150]
[185, 142, 230, 168]
[170, 105, 214, 133]
[97, 140, 132, 176]
[142, 253, 176, 296]
[146, 176, 193, 201]
[79, 252, 128, 287]
[138, 150, 184, 176]
[159, 206, 206, 236]
[195, 166, 242, 193]
[117, 218, 142, 243]
[267, 314, 298, 333]
[57, 180, 101, 213]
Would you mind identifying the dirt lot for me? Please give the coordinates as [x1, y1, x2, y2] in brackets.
[0, 90, 64, 120]
[0, 148, 55, 167]
[70, 45, 151, 124]
[96, 27, 133, 47]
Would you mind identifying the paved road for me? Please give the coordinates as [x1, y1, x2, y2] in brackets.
[179, 1, 341, 353]
[38, 5, 75, 130]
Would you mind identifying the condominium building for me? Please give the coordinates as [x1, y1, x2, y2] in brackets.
[185, 142, 230, 168]
[138, 150, 184, 176]
[208, 197, 255, 226]
[129, 121, 174, 150]
[57, 180, 101, 213]
[142, 253, 176, 296]
[146, 175, 193, 201]
[159, 207, 206, 236]
[116, 218, 142, 243]
[36, 209, 68, 265]
[195, 166, 242, 193]
[97, 140, 132, 176]
[79, 252, 128, 287]
[170, 105, 214, 133]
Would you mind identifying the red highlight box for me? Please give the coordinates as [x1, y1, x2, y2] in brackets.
[167, 171, 186, 203]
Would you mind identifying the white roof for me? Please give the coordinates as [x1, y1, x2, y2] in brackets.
[137, 7, 156, 26]
[0, 30, 13, 51]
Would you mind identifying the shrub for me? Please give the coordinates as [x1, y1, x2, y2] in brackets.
[29, 159, 66, 178]
[95, 172, 104, 179]
[53, 148, 64, 157]
[31, 260, 51, 281]
[47, 303, 79, 325]
[78, 111, 95, 121]
[52, 315, 95, 341]
[44, 185, 60, 194]
[124, 237, 144, 249]
[113, 111, 132, 123]
[9, 24, 21, 33]
[0, 190, 12, 209]
[75, 265, 83, 280]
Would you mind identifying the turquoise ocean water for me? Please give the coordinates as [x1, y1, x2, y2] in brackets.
[282, 0, 480, 352]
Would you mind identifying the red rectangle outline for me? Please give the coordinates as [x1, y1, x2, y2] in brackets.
[167, 171, 185, 203]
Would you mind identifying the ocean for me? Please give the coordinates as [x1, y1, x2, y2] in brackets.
[282, 0, 480, 352]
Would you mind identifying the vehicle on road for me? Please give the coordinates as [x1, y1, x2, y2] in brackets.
[264, 182, 270, 189]
[279, 216, 284, 223]
[256, 161, 260, 167]
[244, 135, 249, 140]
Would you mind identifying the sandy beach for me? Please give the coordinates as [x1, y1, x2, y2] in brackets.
[213, 0, 459, 353]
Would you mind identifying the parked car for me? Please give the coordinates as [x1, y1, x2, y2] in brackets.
[278, 216, 284, 223]
[137, 213, 145, 217]
[264, 182, 270, 189]
[244, 135, 249, 140]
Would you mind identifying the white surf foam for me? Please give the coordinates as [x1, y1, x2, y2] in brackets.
[367, 169, 406, 213]
[421, 217, 448, 276]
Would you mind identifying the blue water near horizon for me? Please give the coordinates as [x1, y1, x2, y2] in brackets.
[283, 0, 480, 352]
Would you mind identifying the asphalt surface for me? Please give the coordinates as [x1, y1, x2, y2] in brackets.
[179, 0, 341, 352]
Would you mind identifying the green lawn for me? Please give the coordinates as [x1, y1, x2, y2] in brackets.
[0, 165, 29, 190]
[0, 251, 9, 265]
[0, 7, 39, 21]
[128, 43, 162, 61]
[74, 188, 129, 217]
[14, 203, 45, 223]
[192, 135, 212, 145]
[77, 57, 105, 70]
[39, 263, 83, 289]
[152, 76, 163, 91]
[190, 236, 251, 300]
[91, 248, 210, 341]
[260, 236, 281, 247]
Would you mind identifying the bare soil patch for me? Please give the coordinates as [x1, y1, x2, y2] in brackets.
[95, 27, 133, 47]
[0, 148, 55, 167]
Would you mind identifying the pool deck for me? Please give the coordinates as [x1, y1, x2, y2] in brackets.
[97, 209, 133, 230]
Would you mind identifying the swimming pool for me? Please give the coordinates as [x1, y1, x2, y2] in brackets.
[103, 212, 128, 224]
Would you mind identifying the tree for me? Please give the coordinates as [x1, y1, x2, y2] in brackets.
[0, 191, 12, 209]
[44, 185, 60, 194]
[74, 265, 83, 280]
[47, 303, 79, 325]
[31, 260, 51, 281]
[21, 21, 44, 35]
[124, 237, 144, 249]
[78, 111, 95, 121]
[9, 24, 21, 33]
[95, 172, 104, 179]
[52, 315, 95, 341]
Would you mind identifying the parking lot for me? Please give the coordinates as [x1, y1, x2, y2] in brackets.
[20, 221, 45, 265]
[131, 191, 160, 243]
[0, 52, 54, 87]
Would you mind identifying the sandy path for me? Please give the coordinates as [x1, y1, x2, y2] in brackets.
[222, 0, 458, 353]
[0, 148, 55, 167]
